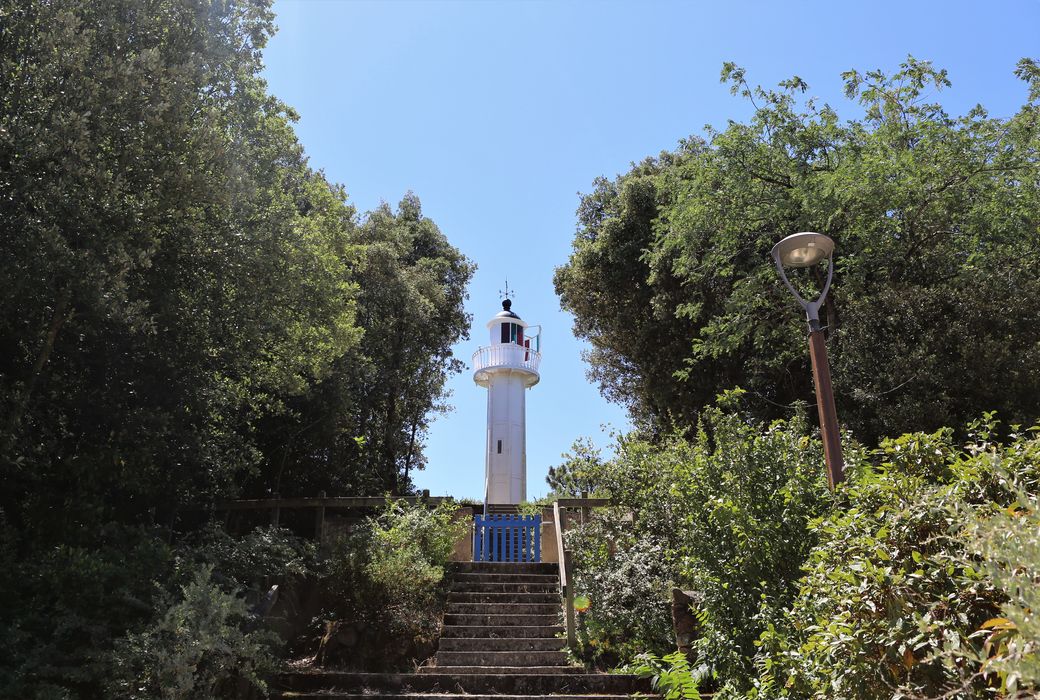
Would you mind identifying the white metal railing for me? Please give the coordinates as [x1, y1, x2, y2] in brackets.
[472, 343, 542, 375]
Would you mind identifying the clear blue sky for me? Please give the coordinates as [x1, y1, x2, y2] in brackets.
[262, 0, 1039, 501]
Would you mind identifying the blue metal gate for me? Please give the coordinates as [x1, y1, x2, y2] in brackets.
[474, 514, 541, 562]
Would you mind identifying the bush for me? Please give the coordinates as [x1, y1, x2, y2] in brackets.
[0, 525, 174, 699]
[561, 407, 1040, 700]
[563, 396, 834, 682]
[179, 523, 319, 592]
[749, 421, 1040, 700]
[108, 565, 278, 699]
[315, 499, 466, 670]
[0, 521, 318, 699]
[964, 494, 1040, 696]
[568, 525, 675, 666]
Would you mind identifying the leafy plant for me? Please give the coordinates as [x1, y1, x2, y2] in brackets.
[316, 499, 467, 670]
[628, 651, 703, 700]
[555, 57, 1040, 443]
[568, 528, 676, 666]
[108, 565, 277, 700]
[749, 419, 1040, 700]
[563, 398, 834, 684]
[957, 451, 1040, 696]
[180, 524, 319, 592]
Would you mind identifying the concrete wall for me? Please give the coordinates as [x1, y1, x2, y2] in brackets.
[450, 506, 475, 562]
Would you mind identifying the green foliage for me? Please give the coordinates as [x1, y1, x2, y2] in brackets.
[318, 500, 467, 670]
[547, 437, 608, 498]
[364, 498, 465, 596]
[956, 453, 1040, 696]
[0, 522, 316, 699]
[628, 651, 704, 700]
[515, 498, 552, 516]
[0, 0, 471, 694]
[0, 525, 174, 699]
[253, 194, 474, 497]
[753, 476, 996, 698]
[563, 401, 834, 680]
[568, 529, 676, 666]
[179, 523, 320, 592]
[562, 410, 1040, 699]
[108, 566, 277, 700]
[748, 420, 1040, 700]
[555, 57, 1040, 442]
[0, 0, 365, 543]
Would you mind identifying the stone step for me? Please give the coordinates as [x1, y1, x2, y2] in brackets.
[440, 624, 564, 638]
[276, 672, 652, 695]
[447, 602, 561, 615]
[449, 562, 559, 575]
[420, 665, 585, 675]
[452, 572, 559, 585]
[437, 637, 565, 652]
[447, 591, 560, 604]
[444, 613, 559, 627]
[276, 690, 640, 694]
[451, 581, 558, 594]
[433, 650, 571, 667]
[484, 503, 521, 514]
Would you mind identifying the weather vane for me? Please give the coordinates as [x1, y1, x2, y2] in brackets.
[499, 279, 513, 301]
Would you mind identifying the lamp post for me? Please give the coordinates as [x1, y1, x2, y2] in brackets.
[771, 232, 845, 489]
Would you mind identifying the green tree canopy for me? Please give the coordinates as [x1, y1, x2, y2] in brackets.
[0, 1, 473, 695]
[253, 194, 475, 497]
[0, 0, 472, 536]
[555, 57, 1040, 442]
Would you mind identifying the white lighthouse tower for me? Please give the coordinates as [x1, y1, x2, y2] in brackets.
[472, 297, 541, 505]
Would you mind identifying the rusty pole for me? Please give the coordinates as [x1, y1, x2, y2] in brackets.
[808, 325, 844, 489]
[771, 233, 845, 491]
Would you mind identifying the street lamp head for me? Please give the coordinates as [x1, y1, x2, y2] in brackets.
[771, 232, 835, 268]
[771, 232, 836, 330]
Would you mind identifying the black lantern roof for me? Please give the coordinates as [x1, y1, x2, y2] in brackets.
[495, 298, 520, 320]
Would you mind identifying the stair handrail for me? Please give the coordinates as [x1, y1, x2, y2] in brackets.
[553, 500, 577, 648]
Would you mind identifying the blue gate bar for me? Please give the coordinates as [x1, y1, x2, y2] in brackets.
[473, 514, 541, 562]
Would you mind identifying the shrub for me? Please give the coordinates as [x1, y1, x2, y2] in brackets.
[0, 525, 174, 699]
[964, 494, 1040, 697]
[568, 524, 675, 666]
[751, 472, 1002, 699]
[316, 499, 466, 670]
[179, 523, 319, 591]
[563, 396, 834, 684]
[108, 565, 277, 700]
[749, 421, 1040, 700]
[561, 408, 1040, 700]
[955, 428, 1040, 698]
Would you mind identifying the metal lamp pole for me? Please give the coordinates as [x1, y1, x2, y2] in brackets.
[771, 232, 845, 490]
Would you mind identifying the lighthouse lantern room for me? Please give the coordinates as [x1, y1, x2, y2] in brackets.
[472, 298, 541, 506]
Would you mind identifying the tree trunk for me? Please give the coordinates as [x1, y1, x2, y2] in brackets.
[5, 291, 72, 437]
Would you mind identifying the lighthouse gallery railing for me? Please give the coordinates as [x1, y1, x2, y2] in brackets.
[471, 344, 541, 374]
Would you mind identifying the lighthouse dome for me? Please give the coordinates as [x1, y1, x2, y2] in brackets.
[494, 298, 520, 320]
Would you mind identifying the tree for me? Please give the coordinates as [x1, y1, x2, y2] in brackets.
[0, 0, 368, 542]
[253, 194, 475, 497]
[555, 57, 1040, 442]
[547, 437, 607, 498]
[0, 1, 472, 694]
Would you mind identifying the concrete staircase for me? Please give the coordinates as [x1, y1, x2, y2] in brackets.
[275, 561, 653, 699]
[484, 503, 522, 515]
[426, 561, 576, 676]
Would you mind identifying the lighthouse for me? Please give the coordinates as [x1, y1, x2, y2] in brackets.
[472, 298, 541, 505]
